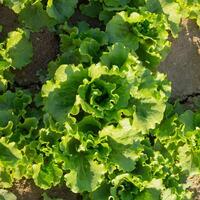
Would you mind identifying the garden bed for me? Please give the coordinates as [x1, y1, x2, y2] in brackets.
[0, 1, 200, 200]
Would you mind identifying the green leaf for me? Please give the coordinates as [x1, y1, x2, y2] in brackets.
[18, 117, 38, 131]
[0, 60, 10, 71]
[0, 110, 15, 127]
[100, 43, 129, 68]
[104, 0, 130, 7]
[0, 90, 31, 111]
[0, 168, 13, 188]
[77, 116, 101, 134]
[159, 0, 182, 35]
[132, 100, 165, 133]
[0, 137, 22, 165]
[47, 0, 78, 23]
[79, 38, 100, 63]
[100, 120, 143, 171]
[99, 118, 141, 145]
[146, 0, 162, 12]
[0, 121, 13, 138]
[78, 76, 121, 119]
[107, 137, 143, 171]
[106, 12, 139, 50]
[110, 174, 145, 199]
[135, 188, 160, 200]
[178, 143, 200, 175]
[0, 91, 32, 140]
[33, 162, 63, 190]
[19, 1, 55, 31]
[88, 183, 111, 200]
[5, 29, 33, 69]
[154, 115, 177, 138]
[59, 135, 107, 193]
[0, 75, 7, 92]
[42, 64, 88, 122]
[131, 68, 171, 133]
[80, 28, 108, 46]
[161, 188, 177, 200]
[80, 1, 102, 18]
[147, 0, 182, 36]
[2, 0, 29, 13]
[64, 157, 106, 193]
[106, 11, 170, 69]
[179, 110, 195, 132]
[0, 46, 11, 71]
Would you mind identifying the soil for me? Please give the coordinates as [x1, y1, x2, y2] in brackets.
[0, 4, 59, 90]
[14, 29, 59, 87]
[10, 179, 43, 200]
[0, 4, 19, 40]
[188, 175, 200, 200]
[9, 179, 80, 200]
[159, 19, 200, 100]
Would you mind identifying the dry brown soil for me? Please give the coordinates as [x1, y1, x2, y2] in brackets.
[9, 179, 81, 200]
[160, 19, 200, 100]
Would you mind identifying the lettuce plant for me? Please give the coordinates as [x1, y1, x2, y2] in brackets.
[106, 11, 170, 69]
[42, 47, 170, 131]
[41, 50, 170, 192]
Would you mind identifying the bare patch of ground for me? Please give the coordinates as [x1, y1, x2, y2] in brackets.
[0, 4, 19, 40]
[0, 4, 59, 88]
[188, 175, 200, 200]
[10, 179, 43, 200]
[9, 179, 81, 200]
[14, 29, 59, 87]
[47, 185, 81, 200]
[159, 19, 200, 99]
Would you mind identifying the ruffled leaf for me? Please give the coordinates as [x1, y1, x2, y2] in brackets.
[2, 29, 33, 69]
[42, 65, 88, 122]
[33, 162, 63, 190]
[19, 1, 55, 31]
